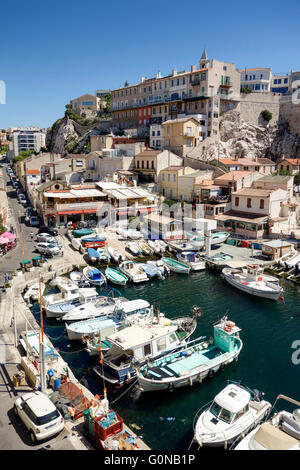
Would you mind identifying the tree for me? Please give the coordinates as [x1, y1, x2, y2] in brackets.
[240, 87, 252, 94]
[0, 214, 6, 234]
[261, 110, 272, 122]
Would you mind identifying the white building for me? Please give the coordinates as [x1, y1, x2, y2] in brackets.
[150, 124, 164, 149]
[10, 127, 47, 157]
[239, 68, 272, 92]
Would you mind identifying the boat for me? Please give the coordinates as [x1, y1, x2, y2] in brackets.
[97, 248, 110, 263]
[285, 253, 300, 269]
[137, 316, 242, 393]
[23, 282, 46, 303]
[162, 257, 191, 274]
[93, 307, 199, 387]
[117, 229, 142, 240]
[167, 240, 197, 252]
[222, 264, 284, 301]
[105, 267, 128, 286]
[146, 260, 170, 277]
[176, 252, 206, 271]
[66, 316, 118, 341]
[193, 381, 271, 448]
[83, 267, 106, 286]
[71, 238, 81, 251]
[72, 228, 94, 238]
[107, 247, 126, 263]
[69, 271, 91, 287]
[234, 394, 300, 450]
[138, 240, 153, 255]
[148, 240, 161, 254]
[156, 240, 167, 252]
[45, 288, 99, 318]
[140, 263, 164, 279]
[43, 279, 80, 317]
[65, 299, 151, 337]
[189, 231, 229, 249]
[61, 296, 128, 322]
[81, 236, 106, 244]
[119, 261, 149, 283]
[87, 247, 100, 263]
[83, 334, 112, 356]
[127, 242, 142, 256]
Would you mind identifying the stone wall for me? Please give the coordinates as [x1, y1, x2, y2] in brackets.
[279, 96, 300, 136]
[236, 92, 281, 127]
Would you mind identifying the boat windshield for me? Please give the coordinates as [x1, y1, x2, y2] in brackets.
[209, 401, 236, 424]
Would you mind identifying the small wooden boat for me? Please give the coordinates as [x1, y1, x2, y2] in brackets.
[140, 263, 164, 279]
[107, 246, 126, 263]
[87, 247, 100, 263]
[83, 267, 106, 286]
[72, 228, 94, 238]
[105, 267, 128, 286]
[162, 257, 191, 274]
[117, 229, 142, 240]
[156, 240, 167, 252]
[148, 240, 161, 254]
[97, 248, 110, 263]
[83, 335, 112, 356]
[138, 240, 153, 255]
[119, 261, 149, 283]
[127, 242, 142, 256]
[23, 282, 46, 302]
[71, 238, 81, 251]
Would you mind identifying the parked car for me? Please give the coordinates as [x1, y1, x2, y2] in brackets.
[36, 233, 57, 243]
[18, 194, 27, 205]
[30, 216, 40, 227]
[38, 226, 58, 237]
[14, 391, 64, 444]
[35, 242, 62, 257]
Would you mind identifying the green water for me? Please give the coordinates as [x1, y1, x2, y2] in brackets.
[33, 271, 300, 450]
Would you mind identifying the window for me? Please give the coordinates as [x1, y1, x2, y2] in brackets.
[144, 343, 151, 357]
[156, 337, 166, 352]
[142, 161, 144, 169]
[169, 333, 177, 344]
[183, 77, 186, 85]
[173, 174, 176, 182]
[151, 161, 154, 169]
[146, 161, 149, 169]
[235, 197, 239, 206]
[167, 173, 170, 182]
[260, 199, 264, 209]
[247, 198, 252, 208]
[162, 173, 165, 181]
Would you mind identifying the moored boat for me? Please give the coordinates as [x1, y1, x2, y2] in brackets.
[97, 248, 110, 263]
[119, 261, 149, 283]
[148, 240, 161, 254]
[176, 251, 206, 271]
[66, 316, 117, 341]
[87, 247, 100, 263]
[140, 263, 164, 279]
[105, 267, 128, 286]
[23, 282, 46, 303]
[45, 287, 99, 318]
[72, 228, 94, 238]
[69, 271, 91, 287]
[162, 257, 191, 274]
[83, 267, 106, 286]
[222, 264, 284, 300]
[138, 240, 153, 255]
[107, 246, 126, 263]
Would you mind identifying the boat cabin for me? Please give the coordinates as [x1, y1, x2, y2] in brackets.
[88, 269, 102, 281]
[209, 384, 251, 424]
[77, 288, 99, 303]
[178, 252, 202, 263]
[243, 264, 264, 281]
[113, 299, 151, 323]
[213, 318, 241, 354]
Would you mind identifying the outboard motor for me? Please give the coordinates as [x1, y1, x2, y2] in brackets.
[252, 389, 265, 401]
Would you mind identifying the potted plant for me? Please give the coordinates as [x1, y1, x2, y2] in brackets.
[4, 282, 12, 292]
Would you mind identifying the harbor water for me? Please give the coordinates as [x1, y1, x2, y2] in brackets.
[31, 271, 300, 450]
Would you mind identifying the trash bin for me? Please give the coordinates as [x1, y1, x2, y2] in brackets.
[32, 256, 41, 266]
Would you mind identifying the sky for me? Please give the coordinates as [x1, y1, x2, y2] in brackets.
[1, 0, 300, 129]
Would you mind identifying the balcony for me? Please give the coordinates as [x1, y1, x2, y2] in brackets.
[190, 78, 201, 86]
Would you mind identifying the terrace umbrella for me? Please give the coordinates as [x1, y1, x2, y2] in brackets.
[0, 237, 9, 244]
[1, 232, 16, 239]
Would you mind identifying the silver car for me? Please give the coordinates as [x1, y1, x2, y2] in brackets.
[36, 242, 61, 256]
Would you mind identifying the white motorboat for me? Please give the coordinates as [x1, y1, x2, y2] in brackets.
[147, 260, 170, 277]
[61, 296, 126, 322]
[148, 240, 161, 254]
[117, 228, 142, 240]
[82, 266, 106, 286]
[23, 282, 46, 303]
[127, 241, 142, 256]
[176, 251, 206, 271]
[156, 240, 167, 252]
[69, 271, 91, 287]
[235, 394, 300, 450]
[285, 253, 300, 269]
[140, 263, 164, 279]
[222, 264, 284, 301]
[193, 382, 271, 448]
[45, 287, 99, 318]
[107, 246, 126, 263]
[119, 261, 149, 283]
[66, 316, 118, 341]
[97, 247, 110, 263]
[43, 278, 80, 316]
[138, 240, 153, 255]
[71, 237, 81, 251]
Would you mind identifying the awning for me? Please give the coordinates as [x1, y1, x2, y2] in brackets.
[57, 210, 83, 215]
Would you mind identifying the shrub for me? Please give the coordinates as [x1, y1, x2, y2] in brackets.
[261, 110, 272, 122]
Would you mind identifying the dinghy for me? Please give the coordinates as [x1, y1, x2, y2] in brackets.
[162, 257, 191, 274]
[72, 228, 94, 238]
[140, 263, 164, 279]
[193, 382, 271, 448]
[117, 228, 142, 240]
[97, 248, 110, 263]
[148, 240, 161, 254]
[156, 240, 167, 252]
[138, 240, 153, 255]
[222, 264, 284, 301]
[23, 282, 46, 303]
[83, 267, 106, 286]
[127, 242, 142, 256]
[71, 238, 81, 251]
[105, 267, 128, 286]
[83, 334, 112, 356]
[87, 247, 100, 263]
[147, 260, 170, 277]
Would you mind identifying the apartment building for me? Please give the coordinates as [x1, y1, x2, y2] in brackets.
[71, 93, 107, 116]
[178, 170, 214, 202]
[10, 127, 47, 157]
[277, 158, 300, 176]
[240, 68, 272, 92]
[271, 74, 289, 94]
[134, 149, 183, 183]
[159, 166, 195, 199]
[150, 124, 164, 149]
[217, 158, 276, 175]
[84, 151, 135, 181]
[163, 117, 203, 157]
[110, 49, 241, 136]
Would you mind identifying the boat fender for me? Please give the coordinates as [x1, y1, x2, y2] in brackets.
[198, 374, 202, 383]
[208, 369, 215, 379]
[189, 377, 193, 386]
[127, 371, 131, 381]
[168, 382, 175, 392]
[220, 363, 226, 371]
[224, 440, 227, 450]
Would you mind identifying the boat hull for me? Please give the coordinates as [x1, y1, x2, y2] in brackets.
[223, 273, 282, 300]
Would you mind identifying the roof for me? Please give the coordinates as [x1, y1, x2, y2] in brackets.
[44, 188, 105, 198]
[252, 422, 298, 450]
[145, 213, 182, 225]
[135, 150, 161, 158]
[216, 210, 268, 223]
[232, 188, 277, 197]
[254, 175, 293, 183]
[219, 158, 273, 167]
[215, 171, 253, 182]
[161, 166, 185, 171]
[107, 317, 178, 350]
[280, 158, 300, 166]
[163, 116, 200, 125]
[26, 169, 40, 175]
[240, 67, 271, 72]
[117, 299, 150, 313]
[36, 180, 68, 193]
[200, 48, 208, 61]
[262, 240, 292, 248]
[214, 384, 250, 413]
[257, 158, 276, 165]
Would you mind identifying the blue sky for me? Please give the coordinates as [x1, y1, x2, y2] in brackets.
[1, 0, 299, 129]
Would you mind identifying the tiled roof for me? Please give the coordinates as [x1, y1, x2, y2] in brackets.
[26, 169, 40, 175]
[215, 171, 253, 181]
[281, 158, 300, 166]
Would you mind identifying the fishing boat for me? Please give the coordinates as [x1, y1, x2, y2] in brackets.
[105, 267, 128, 286]
[43, 279, 80, 317]
[66, 316, 118, 341]
[61, 296, 127, 322]
[138, 240, 153, 255]
[87, 247, 100, 263]
[45, 288, 99, 318]
[162, 257, 191, 274]
[235, 394, 300, 450]
[81, 236, 106, 244]
[126, 242, 142, 256]
[83, 334, 112, 356]
[83, 267, 106, 286]
[146, 260, 170, 277]
[23, 282, 46, 303]
[72, 228, 94, 238]
[119, 261, 149, 283]
[148, 240, 161, 254]
[222, 264, 284, 301]
[210, 231, 230, 246]
[97, 248, 110, 263]
[140, 263, 164, 279]
[107, 246, 126, 263]
[193, 381, 271, 448]
[69, 271, 91, 287]
[189, 231, 229, 249]
[176, 252, 206, 271]
[71, 238, 81, 251]
[137, 316, 242, 393]
[93, 307, 199, 387]
[65, 299, 151, 337]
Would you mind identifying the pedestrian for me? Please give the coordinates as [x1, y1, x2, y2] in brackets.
[5, 273, 9, 283]
[30, 232, 34, 240]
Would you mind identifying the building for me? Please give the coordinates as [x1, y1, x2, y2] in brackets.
[240, 68, 272, 92]
[252, 174, 294, 198]
[150, 124, 164, 149]
[84, 151, 135, 182]
[70, 94, 102, 116]
[271, 74, 289, 94]
[217, 158, 276, 175]
[261, 240, 294, 260]
[90, 134, 114, 152]
[159, 166, 195, 199]
[178, 170, 214, 202]
[213, 170, 263, 193]
[10, 127, 47, 157]
[163, 117, 203, 156]
[277, 158, 300, 176]
[134, 149, 183, 183]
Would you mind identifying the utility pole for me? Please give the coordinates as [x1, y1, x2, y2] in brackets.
[38, 271, 46, 393]
[18, 216, 25, 273]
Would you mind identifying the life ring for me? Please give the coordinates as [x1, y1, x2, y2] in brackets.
[224, 326, 232, 332]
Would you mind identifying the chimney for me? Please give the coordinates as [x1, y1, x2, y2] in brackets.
[191, 65, 196, 72]
[140, 77, 145, 83]
[172, 69, 177, 76]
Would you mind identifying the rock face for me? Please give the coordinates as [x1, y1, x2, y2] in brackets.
[187, 110, 300, 162]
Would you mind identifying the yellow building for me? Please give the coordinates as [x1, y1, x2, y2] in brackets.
[159, 166, 195, 200]
[163, 117, 201, 156]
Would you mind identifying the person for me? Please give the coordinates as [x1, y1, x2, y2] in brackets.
[5, 273, 9, 283]
[30, 232, 34, 240]
[48, 265, 53, 272]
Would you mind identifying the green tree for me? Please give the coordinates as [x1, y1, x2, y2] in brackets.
[0, 214, 6, 234]
[261, 110, 272, 122]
